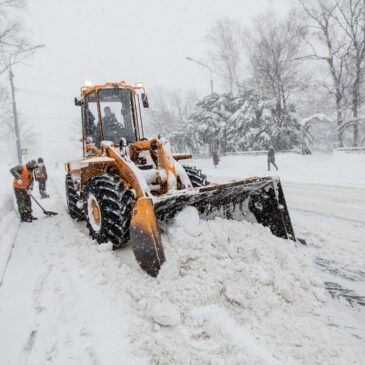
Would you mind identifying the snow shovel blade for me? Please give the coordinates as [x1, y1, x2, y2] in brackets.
[129, 197, 166, 276]
[153, 177, 296, 241]
[44, 210, 58, 216]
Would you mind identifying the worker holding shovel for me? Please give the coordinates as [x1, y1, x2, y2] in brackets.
[10, 159, 57, 222]
[10, 159, 38, 222]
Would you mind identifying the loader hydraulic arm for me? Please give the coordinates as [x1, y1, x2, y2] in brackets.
[104, 145, 146, 199]
[126, 138, 178, 193]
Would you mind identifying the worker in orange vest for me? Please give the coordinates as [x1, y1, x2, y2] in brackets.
[10, 159, 39, 222]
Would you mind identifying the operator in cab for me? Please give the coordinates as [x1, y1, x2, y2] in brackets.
[103, 105, 135, 145]
[102, 106, 124, 143]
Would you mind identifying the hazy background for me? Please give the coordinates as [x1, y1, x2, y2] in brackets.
[6, 0, 289, 162]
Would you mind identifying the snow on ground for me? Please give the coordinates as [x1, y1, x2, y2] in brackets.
[186, 151, 365, 187]
[0, 152, 364, 364]
[0, 166, 20, 284]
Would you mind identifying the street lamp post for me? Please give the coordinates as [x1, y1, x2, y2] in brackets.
[1, 44, 46, 163]
[9, 64, 22, 163]
[186, 57, 214, 95]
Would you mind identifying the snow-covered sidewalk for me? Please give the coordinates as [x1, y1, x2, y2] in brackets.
[0, 192, 19, 285]
[0, 180, 146, 365]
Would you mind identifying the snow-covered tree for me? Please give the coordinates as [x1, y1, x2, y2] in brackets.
[169, 91, 301, 154]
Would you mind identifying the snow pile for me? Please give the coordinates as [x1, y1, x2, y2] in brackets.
[121, 207, 352, 365]
[47, 162, 364, 364]
[0, 191, 19, 282]
[0, 166, 19, 282]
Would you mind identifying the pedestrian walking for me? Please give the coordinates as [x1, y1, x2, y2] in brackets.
[34, 157, 49, 198]
[10, 159, 39, 222]
[267, 146, 278, 171]
[213, 151, 220, 168]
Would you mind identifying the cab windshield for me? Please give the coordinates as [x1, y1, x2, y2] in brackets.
[85, 88, 135, 147]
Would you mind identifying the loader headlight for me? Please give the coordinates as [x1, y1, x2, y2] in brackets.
[84, 80, 93, 87]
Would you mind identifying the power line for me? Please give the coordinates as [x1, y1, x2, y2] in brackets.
[24, 115, 78, 120]
[20, 76, 76, 87]
[16, 87, 70, 100]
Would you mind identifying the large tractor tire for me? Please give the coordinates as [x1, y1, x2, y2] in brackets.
[83, 174, 135, 248]
[183, 165, 209, 187]
[65, 174, 84, 220]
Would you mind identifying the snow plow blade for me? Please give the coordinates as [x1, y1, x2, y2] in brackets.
[130, 198, 166, 277]
[153, 177, 296, 241]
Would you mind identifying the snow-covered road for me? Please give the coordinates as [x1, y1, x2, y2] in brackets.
[0, 153, 364, 364]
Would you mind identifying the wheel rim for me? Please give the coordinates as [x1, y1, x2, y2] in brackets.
[87, 194, 102, 232]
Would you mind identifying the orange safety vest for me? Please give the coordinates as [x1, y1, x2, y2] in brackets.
[13, 165, 32, 190]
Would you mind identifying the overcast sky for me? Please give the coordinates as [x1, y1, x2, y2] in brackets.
[5, 0, 290, 161]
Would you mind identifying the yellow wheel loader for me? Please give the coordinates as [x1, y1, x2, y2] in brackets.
[65, 81, 297, 276]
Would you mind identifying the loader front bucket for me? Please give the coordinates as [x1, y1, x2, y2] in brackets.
[153, 177, 296, 241]
[129, 198, 166, 276]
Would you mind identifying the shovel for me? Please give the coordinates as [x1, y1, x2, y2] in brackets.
[30, 194, 58, 216]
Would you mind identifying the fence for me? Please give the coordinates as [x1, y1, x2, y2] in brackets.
[189, 149, 301, 159]
[336, 147, 365, 154]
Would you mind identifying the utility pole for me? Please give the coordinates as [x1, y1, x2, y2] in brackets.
[9, 64, 22, 164]
[0, 44, 45, 164]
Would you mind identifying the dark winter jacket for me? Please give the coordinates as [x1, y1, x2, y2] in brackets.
[34, 164, 48, 181]
[213, 152, 220, 165]
[103, 113, 124, 143]
[267, 148, 275, 162]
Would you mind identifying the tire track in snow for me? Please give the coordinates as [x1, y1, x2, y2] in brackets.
[292, 207, 365, 227]
[45, 176, 138, 365]
[23, 328, 38, 359]
[32, 264, 54, 314]
[0, 226, 20, 287]
[6, 179, 103, 365]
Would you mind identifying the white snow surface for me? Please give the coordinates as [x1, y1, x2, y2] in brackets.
[185, 151, 365, 187]
[0, 191, 19, 284]
[0, 153, 364, 364]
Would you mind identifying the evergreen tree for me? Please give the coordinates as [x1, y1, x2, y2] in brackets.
[169, 91, 301, 154]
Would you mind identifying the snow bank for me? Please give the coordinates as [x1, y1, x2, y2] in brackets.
[122, 207, 358, 365]
[0, 165, 19, 282]
[64, 200, 363, 364]
[0, 186, 19, 283]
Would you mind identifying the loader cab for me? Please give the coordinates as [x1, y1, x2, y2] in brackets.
[80, 86, 141, 151]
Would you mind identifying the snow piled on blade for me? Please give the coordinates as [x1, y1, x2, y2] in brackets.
[117, 206, 361, 365]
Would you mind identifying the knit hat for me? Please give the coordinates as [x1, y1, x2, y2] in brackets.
[26, 160, 39, 170]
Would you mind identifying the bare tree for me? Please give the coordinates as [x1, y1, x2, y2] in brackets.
[206, 18, 243, 94]
[0, 85, 11, 138]
[0, 0, 26, 56]
[245, 11, 306, 112]
[144, 88, 198, 137]
[299, 0, 352, 147]
[333, 0, 365, 146]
